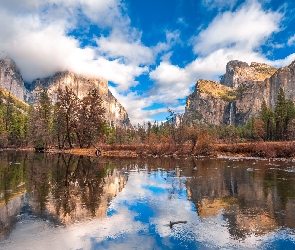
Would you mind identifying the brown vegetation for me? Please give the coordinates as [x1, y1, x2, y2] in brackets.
[214, 141, 295, 158]
[49, 141, 295, 159]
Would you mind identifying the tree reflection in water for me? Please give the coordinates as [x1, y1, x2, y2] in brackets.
[0, 151, 127, 240]
[1, 153, 295, 247]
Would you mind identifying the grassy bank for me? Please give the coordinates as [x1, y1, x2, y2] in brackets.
[45, 141, 295, 159]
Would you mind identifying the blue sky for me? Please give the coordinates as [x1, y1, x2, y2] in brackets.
[0, 0, 295, 124]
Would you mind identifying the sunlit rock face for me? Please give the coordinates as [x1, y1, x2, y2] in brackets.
[30, 71, 131, 127]
[184, 60, 295, 126]
[0, 58, 131, 127]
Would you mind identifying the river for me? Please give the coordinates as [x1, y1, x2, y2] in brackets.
[0, 151, 295, 249]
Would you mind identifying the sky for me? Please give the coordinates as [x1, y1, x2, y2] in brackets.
[0, 0, 295, 125]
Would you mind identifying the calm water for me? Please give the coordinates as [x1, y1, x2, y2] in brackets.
[1, 151, 295, 249]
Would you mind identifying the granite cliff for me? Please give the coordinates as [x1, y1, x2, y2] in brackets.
[184, 60, 295, 126]
[0, 57, 131, 127]
[0, 57, 29, 102]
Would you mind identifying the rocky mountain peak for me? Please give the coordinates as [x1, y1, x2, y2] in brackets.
[184, 59, 295, 126]
[220, 60, 277, 88]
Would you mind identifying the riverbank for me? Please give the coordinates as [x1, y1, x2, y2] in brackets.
[44, 141, 295, 159]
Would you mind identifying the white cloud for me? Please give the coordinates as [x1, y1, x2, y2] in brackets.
[193, 1, 282, 55]
[151, 29, 182, 58]
[109, 87, 154, 124]
[78, 0, 129, 28]
[109, 86, 185, 124]
[186, 48, 268, 80]
[95, 29, 154, 65]
[269, 53, 295, 68]
[149, 62, 191, 101]
[0, 0, 149, 92]
[287, 34, 295, 46]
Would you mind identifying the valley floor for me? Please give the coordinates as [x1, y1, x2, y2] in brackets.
[44, 141, 295, 159]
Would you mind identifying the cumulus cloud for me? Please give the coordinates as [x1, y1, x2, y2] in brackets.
[269, 53, 295, 68]
[193, 1, 282, 55]
[95, 30, 154, 65]
[110, 86, 184, 124]
[149, 62, 191, 102]
[109, 87, 153, 124]
[0, 0, 149, 91]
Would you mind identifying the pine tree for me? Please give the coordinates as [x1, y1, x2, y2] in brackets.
[259, 99, 274, 140]
[274, 88, 287, 140]
[285, 99, 295, 132]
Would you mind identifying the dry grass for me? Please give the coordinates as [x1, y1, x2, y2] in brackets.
[215, 141, 295, 158]
[250, 62, 277, 81]
[47, 141, 295, 159]
[197, 79, 236, 101]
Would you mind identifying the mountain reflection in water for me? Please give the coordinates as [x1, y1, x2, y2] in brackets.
[0, 151, 127, 240]
[0, 152, 295, 249]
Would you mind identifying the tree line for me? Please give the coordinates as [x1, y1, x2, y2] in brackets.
[0, 86, 294, 150]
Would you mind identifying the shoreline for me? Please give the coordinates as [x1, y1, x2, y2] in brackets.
[1, 141, 294, 159]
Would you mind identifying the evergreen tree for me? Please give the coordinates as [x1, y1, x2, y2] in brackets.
[274, 88, 287, 140]
[259, 99, 274, 140]
[285, 99, 295, 132]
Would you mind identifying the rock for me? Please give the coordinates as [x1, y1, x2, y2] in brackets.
[0, 57, 29, 101]
[30, 71, 131, 127]
[184, 59, 295, 126]
[0, 58, 131, 127]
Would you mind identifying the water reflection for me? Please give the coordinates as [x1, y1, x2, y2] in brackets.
[185, 158, 295, 240]
[0, 151, 127, 241]
[1, 153, 295, 249]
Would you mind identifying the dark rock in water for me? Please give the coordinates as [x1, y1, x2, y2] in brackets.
[95, 149, 101, 157]
[169, 220, 187, 228]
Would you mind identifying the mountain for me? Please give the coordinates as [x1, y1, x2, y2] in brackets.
[184, 60, 295, 126]
[0, 57, 29, 102]
[0, 57, 131, 127]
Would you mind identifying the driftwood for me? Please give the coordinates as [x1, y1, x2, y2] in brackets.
[169, 220, 187, 228]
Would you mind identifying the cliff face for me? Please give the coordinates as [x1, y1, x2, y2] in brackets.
[0, 58, 29, 102]
[30, 71, 131, 127]
[184, 60, 295, 126]
[0, 58, 131, 127]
